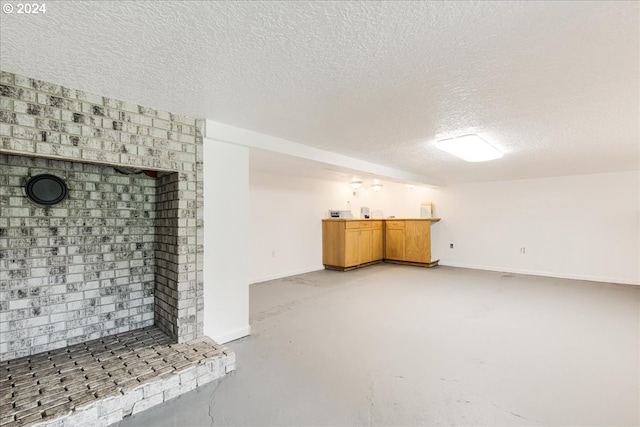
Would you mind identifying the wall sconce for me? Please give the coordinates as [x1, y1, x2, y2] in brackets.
[350, 180, 363, 190]
[371, 181, 383, 192]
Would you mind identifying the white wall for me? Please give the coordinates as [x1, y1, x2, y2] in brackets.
[250, 169, 639, 286]
[434, 171, 640, 285]
[203, 139, 251, 343]
[249, 170, 440, 283]
[204, 119, 638, 346]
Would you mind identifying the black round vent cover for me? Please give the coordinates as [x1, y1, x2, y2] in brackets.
[25, 174, 68, 205]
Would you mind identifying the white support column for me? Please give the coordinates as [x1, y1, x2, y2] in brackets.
[203, 137, 251, 343]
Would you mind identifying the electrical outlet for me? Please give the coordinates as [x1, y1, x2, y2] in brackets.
[449, 243, 454, 249]
[519, 247, 526, 254]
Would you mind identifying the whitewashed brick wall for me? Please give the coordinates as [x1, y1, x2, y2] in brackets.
[0, 155, 157, 359]
[0, 71, 205, 361]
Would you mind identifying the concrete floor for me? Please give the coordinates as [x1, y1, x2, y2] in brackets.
[115, 264, 640, 426]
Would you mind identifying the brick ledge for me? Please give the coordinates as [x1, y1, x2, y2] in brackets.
[0, 327, 235, 427]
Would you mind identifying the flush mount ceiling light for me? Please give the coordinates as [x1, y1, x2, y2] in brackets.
[350, 180, 363, 189]
[434, 134, 503, 162]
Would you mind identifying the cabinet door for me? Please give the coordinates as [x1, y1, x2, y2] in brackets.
[405, 221, 431, 263]
[371, 228, 383, 261]
[322, 221, 345, 267]
[359, 228, 372, 264]
[344, 229, 360, 267]
[385, 227, 405, 260]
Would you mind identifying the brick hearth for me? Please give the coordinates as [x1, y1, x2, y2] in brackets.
[0, 327, 235, 427]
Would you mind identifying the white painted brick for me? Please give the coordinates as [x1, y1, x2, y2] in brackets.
[13, 74, 31, 88]
[9, 299, 30, 310]
[152, 118, 171, 131]
[195, 362, 213, 376]
[196, 369, 225, 387]
[31, 334, 48, 346]
[143, 374, 180, 398]
[76, 91, 104, 105]
[169, 114, 196, 126]
[97, 409, 123, 426]
[163, 378, 197, 401]
[97, 394, 125, 416]
[128, 114, 153, 127]
[223, 351, 236, 366]
[119, 388, 144, 413]
[65, 123, 82, 135]
[33, 417, 66, 427]
[178, 133, 196, 144]
[131, 392, 164, 415]
[149, 127, 169, 139]
[179, 366, 198, 384]
[0, 71, 13, 84]
[63, 405, 99, 427]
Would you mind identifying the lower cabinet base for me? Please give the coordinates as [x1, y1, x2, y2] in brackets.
[324, 260, 383, 271]
[324, 259, 439, 271]
[384, 259, 440, 268]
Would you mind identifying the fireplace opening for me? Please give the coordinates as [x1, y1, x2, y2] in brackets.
[0, 153, 175, 361]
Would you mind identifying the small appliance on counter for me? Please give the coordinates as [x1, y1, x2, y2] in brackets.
[328, 210, 353, 219]
[360, 207, 370, 219]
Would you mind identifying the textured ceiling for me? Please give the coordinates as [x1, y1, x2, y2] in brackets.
[1, 1, 638, 184]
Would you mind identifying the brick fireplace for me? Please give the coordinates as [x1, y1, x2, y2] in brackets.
[0, 71, 232, 426]
[0, 71, 204, 359]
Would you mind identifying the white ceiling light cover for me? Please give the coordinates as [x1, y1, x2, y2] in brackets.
[434, 135, 504, 162]
[350, 180, 363, 189]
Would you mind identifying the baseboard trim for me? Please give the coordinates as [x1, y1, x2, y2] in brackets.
[438, 261, 639, 286]
[211, 325, 251, 344]
[250, 266, 324, 285]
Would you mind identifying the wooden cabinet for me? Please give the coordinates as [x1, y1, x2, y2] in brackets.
[323, 218, 439, 270]
[322, 220, 384, 270]
[384, 219, 439, 267]
[372, 225, 383, 261]
[405, 220, 431, 263]
[384, 220, 405, 261]
[359, 227, 372, 264]
[344, 228, 361, 267]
